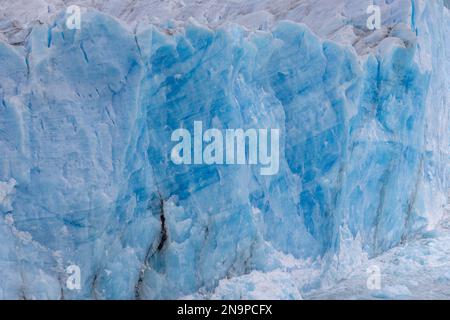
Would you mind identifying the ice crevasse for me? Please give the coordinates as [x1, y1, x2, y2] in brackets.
[0, 0, 448, 299]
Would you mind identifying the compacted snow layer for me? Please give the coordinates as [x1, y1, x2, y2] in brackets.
[0, 0, 426, 55]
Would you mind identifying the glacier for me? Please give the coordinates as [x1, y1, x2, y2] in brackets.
[0, 0, 449, 299]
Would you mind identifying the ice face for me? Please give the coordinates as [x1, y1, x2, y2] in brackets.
[0, 1, 448, 299]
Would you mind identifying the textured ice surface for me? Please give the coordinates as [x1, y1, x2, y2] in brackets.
[0, 0, 429, 55]
[0, 0, 449, 299]
[307, 219, 450, 300]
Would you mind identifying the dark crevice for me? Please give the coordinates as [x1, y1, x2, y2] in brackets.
[156, 195, 168, 252]
[10, 41, 25, 46]
[25, 52, 31, 79]
[58, 275, 65, 300]
[47, 24, 56, 48]
[91, 271, 99, 300]
[80, 41, 89, 64]
[18, 273, 27, 300]
[134, 192, 168, 300]
[19, 288, 27, 300]
[134, 34, 143, 60]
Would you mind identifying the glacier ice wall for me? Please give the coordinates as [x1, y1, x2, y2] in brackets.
[0, 1, 448, 299]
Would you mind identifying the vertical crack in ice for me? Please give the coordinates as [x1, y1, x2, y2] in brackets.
[410, 0, 417, 34]
[134, 35, 143, 60]
[58, 275, 65, 300]
[47, 23, 56, 48]
[372, 164, 393, 256]
[134, 192, 168, 299]
[79, 41, 89, 64]
[91, 270, 100, 299]
[401, 155, 424, 244]
[156, 195, 168, 252]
